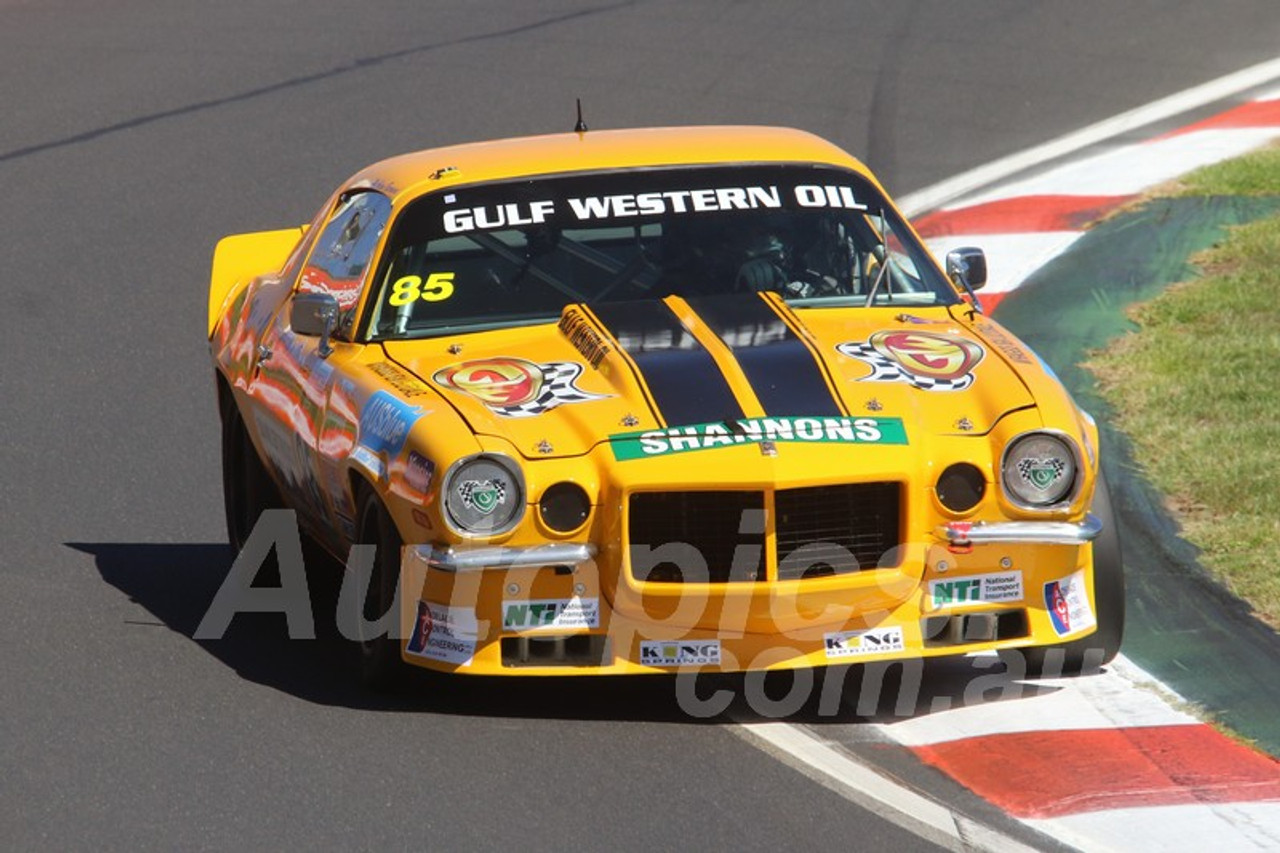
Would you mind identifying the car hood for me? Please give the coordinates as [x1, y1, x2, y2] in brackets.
[381, 295, 1037, 459]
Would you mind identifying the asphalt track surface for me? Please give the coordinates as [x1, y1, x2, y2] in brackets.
[5, 2, 1280, 849]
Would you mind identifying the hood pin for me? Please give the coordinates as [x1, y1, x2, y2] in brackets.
[536, 440, 554, 455]
[865, 399, 883, 412]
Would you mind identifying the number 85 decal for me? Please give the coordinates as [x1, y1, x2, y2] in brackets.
[388, 272, 455, 306]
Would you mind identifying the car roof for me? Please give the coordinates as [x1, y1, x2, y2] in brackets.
[345, 126, 872, 203]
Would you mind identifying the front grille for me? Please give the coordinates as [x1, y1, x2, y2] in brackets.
[627, 483, 902, 583]
[628, 491, 765, 583]
[775, 482, 901, 578]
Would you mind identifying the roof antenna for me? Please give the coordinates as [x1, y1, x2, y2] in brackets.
[574, 98, 588, 133]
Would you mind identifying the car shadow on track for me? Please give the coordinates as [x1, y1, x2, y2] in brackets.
[71, 540, 1067, 724]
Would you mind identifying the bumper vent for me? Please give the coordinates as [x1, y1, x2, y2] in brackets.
[501, 635, 611, 667]
[921, 610, 1029, 647]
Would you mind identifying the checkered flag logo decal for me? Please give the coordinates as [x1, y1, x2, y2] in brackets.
[458, 479, 507, 514]
[1016, 456, 1066, 490]
[492, 361, 608, 418]
[835, 341, 976, 391]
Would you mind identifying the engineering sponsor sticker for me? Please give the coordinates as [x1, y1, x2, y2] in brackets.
[639, 640, 721, 667]
[1044, 569, 1096, 637]
[502, 597, 600, 632]
[406, 601, 478, 666]
[823, 626, 905, 659]
[610, 416, 906, 461]
[928, 571, 1024, 608]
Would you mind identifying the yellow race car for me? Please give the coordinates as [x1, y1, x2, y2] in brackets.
[208, 125, 1122, 687]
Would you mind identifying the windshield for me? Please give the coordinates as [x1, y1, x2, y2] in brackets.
[366, 164, 957, 339]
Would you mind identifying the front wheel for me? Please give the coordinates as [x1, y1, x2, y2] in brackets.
[221, 402, 282, 552]
[1003, 467, 1126, 677]
[355, 488, 409, 690]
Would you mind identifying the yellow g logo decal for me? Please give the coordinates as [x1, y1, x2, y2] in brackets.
[433, 358, 545, 407]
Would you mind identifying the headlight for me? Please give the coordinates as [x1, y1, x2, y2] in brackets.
[443, 454, 525, 536]
[1000, 431, 1079, 509]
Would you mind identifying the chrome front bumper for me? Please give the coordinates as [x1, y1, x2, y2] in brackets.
[936, 513, 1102, 546]
[415, 542, 597, 573]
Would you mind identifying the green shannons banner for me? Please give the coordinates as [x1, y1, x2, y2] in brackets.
[610, 416, 907, 460]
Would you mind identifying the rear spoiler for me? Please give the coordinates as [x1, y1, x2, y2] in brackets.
[207, 226, 307, 337]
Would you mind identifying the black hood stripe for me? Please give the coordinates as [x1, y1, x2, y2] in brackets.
[588, 301, 745, 426]
[685, 294, 845, 417]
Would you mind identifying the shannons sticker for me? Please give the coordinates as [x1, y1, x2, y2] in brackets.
[610, 416, 906, 460]
[639, 640, 721, 667]
[823, 626, 905, 659]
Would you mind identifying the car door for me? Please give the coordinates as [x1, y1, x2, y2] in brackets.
[248, 190, 392, 546]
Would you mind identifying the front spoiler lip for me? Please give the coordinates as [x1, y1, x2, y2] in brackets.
[936, 513, 1102, 546]
[418, 542, 597, 572]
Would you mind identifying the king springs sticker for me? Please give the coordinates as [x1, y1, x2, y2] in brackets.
[609, 416, 906, 460]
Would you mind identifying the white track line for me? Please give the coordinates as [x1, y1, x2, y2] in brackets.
[917, 232, 1084, 295]
[733, 721, 1038, 853]
[1027, 802, 1280, 851]
[955, 127, 1280, 208]
[879, 654, 1200, 748]
[898, 55, 1280, 215]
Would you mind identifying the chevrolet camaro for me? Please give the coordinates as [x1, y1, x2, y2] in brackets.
[208, 125, 1123, 687]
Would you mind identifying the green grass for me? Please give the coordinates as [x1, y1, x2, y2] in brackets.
[1173, 144, 1280, 196]
[1089, 145, 1280, 626]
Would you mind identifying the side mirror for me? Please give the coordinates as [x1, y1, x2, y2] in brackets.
[291, 291, 339, 358]
[945, 246, 987, 291]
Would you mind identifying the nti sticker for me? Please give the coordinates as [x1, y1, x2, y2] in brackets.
[823, 626, 905, 659]
[1044, 570, 1096, 637]
[639, 640, 721, 667]
[929, 571, 1024, 608]
[503, 598, 600, 632]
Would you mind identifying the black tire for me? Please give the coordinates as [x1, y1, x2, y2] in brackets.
[221, 402, 283, 552]
[355, 487, 408, 690]
[1003, 467, 1126, 677]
